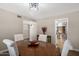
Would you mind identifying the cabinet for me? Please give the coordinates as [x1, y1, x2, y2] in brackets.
[37, 35, 51, 43]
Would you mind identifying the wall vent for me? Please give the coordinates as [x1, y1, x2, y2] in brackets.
[17, 15, 22, 18]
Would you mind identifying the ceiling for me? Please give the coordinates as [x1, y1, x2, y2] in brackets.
[0, 3, 79, 20]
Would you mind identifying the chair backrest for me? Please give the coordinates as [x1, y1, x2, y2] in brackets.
[3, 39, 19, 56]
[38, 34, 47, 42]
[61, 39, 73, 56]
[14, 34, 24, 41]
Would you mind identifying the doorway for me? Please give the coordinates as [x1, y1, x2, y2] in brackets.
[55, 18, 68, 50]
[23, 20, 37, 41]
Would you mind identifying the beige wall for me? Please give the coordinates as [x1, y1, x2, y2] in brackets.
[37, 11, 79, 49]
[0, 9, 23, 51]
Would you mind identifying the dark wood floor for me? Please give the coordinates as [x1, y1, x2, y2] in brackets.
[0, 51, 9, 56]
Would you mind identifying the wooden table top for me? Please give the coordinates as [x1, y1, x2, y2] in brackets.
[16, 40, 60, 56]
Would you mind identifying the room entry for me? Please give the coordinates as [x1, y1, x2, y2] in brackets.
[23, 20, 37, 41]
[55, 18, 68, 50]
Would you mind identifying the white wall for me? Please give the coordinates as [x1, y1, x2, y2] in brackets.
[37, 11, 79, 49]
[0, 9, 23, 51]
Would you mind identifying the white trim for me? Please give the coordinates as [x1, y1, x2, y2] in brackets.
[0, 49, 8, 54]
[55, 18, 68, 48]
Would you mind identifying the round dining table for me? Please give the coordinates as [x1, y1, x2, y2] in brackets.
[16, 40, 60, 56]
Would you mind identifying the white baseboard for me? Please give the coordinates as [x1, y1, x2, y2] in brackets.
[0, 49, 8, 54]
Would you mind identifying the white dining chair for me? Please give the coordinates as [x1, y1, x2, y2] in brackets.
[14, 34, 24, 41]
[38, 34, 47, 42]
[3, 39, 19, 56]
[61, 39, 73, 56]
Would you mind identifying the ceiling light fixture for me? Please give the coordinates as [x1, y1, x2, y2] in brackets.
[29, 3, 39, 11]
